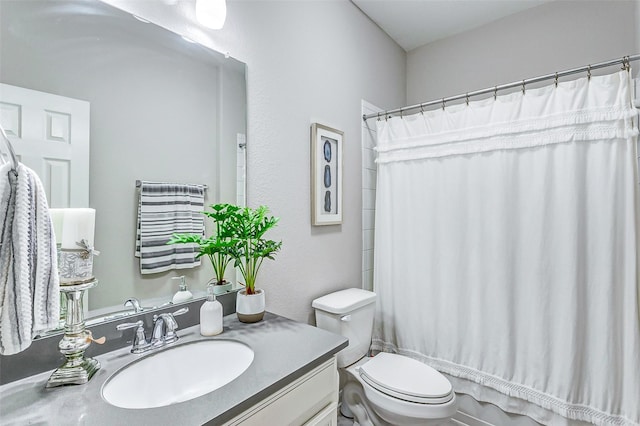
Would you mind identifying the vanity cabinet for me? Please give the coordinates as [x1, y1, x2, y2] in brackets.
[222, 357, 338, 426]
[0, 315, 347, 426]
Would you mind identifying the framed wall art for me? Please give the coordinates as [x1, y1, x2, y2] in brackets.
[311, 123, 343, 226]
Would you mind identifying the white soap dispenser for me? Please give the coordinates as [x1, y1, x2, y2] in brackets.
[200, 283, 223, 336]
[171, 276, 193, 304]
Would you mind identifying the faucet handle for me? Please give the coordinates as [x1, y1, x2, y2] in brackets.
[117, 320, 150, 353]
[151, 307, 189, 323]
[172, 307, 189, 317]
[116, 320, 143, 331]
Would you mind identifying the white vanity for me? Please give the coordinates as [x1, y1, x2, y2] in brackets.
[0, 312, 347, 426]
[224, 357, 338, 426]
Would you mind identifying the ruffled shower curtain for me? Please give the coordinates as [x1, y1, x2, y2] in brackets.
[372, 70, 640, 426]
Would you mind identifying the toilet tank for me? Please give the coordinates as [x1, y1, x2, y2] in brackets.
[312, 288, 376, 368]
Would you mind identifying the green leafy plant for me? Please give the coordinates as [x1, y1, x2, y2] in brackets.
[228, 206, 282, 295]
[167, 203, 240, 285]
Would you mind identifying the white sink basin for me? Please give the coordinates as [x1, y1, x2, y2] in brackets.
[102, 340, 254, 409]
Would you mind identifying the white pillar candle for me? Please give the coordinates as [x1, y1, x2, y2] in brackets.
[49, 208, 65, 246]
[59, 208, 96, 250]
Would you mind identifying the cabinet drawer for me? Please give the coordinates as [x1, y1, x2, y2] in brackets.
[224, 357, 338, 426]
[303, 401, 338, 426]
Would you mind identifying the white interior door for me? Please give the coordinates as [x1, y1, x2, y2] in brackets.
[0, 83, 90, 208]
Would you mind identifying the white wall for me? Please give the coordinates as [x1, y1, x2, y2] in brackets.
[407, 0, 639, 105]
[103, 0, 407, 323]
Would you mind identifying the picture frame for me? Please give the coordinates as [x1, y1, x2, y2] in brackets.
[311, 123, 343, 226]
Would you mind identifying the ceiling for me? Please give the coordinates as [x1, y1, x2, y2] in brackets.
[351, 0, 551, 51]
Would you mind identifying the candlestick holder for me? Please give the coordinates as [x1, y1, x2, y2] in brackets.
[46, 280, 100, 388]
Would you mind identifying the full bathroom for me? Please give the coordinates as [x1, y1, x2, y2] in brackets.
[0, 0, 639, 425]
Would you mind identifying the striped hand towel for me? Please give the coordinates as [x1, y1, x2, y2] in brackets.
[0, 163, 60, 355]
[135, 181, 205, 274]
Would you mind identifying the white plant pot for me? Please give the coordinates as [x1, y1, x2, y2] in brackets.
[208, 279, 233, 295]
[236, 288, 265, 323]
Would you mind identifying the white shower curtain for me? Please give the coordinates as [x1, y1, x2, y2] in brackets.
[372, 70, 640, 426]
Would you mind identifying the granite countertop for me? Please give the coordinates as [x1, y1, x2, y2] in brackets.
[0, 312, 348, 426]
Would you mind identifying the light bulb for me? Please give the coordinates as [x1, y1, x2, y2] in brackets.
[195, 0, 226, 30]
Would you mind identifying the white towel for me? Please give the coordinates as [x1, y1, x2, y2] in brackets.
[0, 163, 60, 355]
[134, 181, 204, 274]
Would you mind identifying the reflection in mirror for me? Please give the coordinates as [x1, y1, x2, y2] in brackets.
[0, 0, 247, 333]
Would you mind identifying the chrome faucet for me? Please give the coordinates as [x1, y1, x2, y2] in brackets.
[117, 307, 189, 354]
[124, 298, 143, 313]
[151, 307, 189, 347]
[124, 297, 163, 313]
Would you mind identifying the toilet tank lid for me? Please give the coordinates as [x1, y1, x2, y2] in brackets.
[312, 288, 376, 314]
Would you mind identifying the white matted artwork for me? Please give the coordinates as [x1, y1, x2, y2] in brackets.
[311, 123, 343, 225]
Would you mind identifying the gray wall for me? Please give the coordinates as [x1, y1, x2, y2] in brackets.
[407, 0, 639, 105]
[102, 0, 407, 323]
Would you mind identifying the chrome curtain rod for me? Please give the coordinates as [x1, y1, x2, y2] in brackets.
[363, 54, 640, 121]
[135, 180, 208, 190]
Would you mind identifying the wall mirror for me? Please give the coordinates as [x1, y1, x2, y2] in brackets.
[0, 0, 247, 333]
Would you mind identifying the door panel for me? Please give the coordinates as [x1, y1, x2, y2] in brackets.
[0, 83, 90, 208]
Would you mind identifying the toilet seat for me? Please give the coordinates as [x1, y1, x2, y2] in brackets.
[358, 353, 453, 404]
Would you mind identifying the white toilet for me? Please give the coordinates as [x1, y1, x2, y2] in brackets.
[312, 288, 457, 426]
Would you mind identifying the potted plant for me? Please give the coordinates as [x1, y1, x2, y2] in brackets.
[228, 205, 282, 323]
[168, 203, 240, 295]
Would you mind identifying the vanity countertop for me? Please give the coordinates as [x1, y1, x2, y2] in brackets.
[0, 312, 348, 426]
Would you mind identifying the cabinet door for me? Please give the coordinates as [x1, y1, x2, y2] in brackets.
[224, 357, 338, 426]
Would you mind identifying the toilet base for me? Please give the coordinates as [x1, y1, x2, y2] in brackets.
[342, 360, 457, 426]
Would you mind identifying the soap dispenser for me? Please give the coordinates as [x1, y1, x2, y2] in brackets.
[171, 276, 193, 304]
[200, 283, 223, 336]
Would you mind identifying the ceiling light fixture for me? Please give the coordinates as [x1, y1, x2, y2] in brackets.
[195, 0, 226, 30]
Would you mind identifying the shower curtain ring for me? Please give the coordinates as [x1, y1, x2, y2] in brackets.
[400, 108, 403, 119]
[420, 104, 424, 115]
[554, 72, 559, 88]
[442, 98, 445, 111]
[494, 86, 498, 100]
[466, 93, 469, 106]
[587, 65, 592, 80]
[522, 80, 526, 95]
[377, 112, 381, 121]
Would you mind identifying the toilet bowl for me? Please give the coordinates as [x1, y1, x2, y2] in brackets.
[343, 354, 457, 425]
[312, 288, 457, 425]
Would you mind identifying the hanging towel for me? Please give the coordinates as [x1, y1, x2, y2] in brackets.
[135, 181, 205, 274]
[0, 163, 60, 355]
